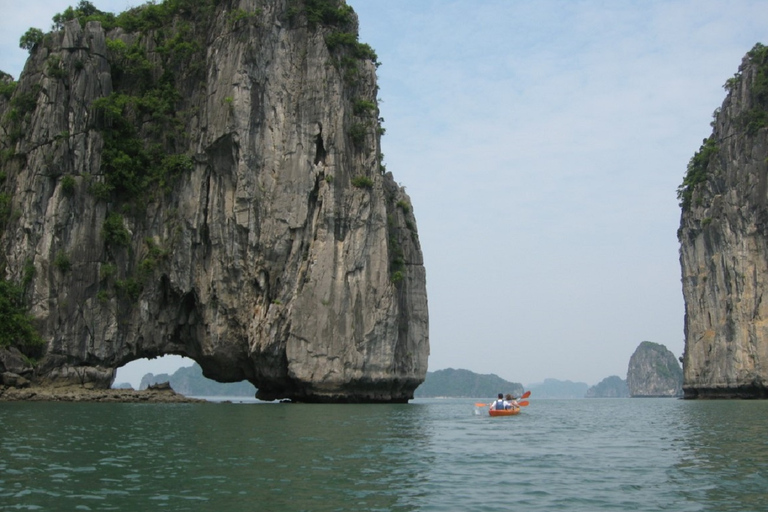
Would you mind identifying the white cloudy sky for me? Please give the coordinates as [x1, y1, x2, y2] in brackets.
[1, 1, 766, 388]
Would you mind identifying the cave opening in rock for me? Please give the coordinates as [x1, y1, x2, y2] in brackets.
[113, 354, 259, 399]
[113, 355, 195, 390]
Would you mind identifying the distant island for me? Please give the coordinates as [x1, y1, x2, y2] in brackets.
[527, 378, 589, 399]
[414, 368, 524, 398]
[115, 363, 256, 397]
[586, 376, 629, 398]
[415, 371, 631, 399]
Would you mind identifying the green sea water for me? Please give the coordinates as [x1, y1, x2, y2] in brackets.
[1, 398, 767, 511]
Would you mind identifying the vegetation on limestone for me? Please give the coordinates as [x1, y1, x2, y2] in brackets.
[61, 175, 76, 196]
[677, 136, 718, 210]
[325, 32, 377, 63]
[91, 74, 193, 202]
[722, 43, 768, 135]
[54, 251, 72, 273]
[286, 0, 379, 89]
[351, 175, 373, 188]
[21, 260, 35, 290]
[0, 193, 11, 228]
[741, 43, 768, 134]
[287, 0, 354, 29]
[19, 28, 44, 53]
[680, 43, 768, 212]
[114, 278, 142, 302]
[348, 123, 368, 149]
[227, 8, 261, 29]
[3, 84, 40, 145]
[139, 238, 169, 277]
[0, 279, 44, 354]
[353, 99, 376, 116]
[0, 72, 17, 100]
[51, 0, 223, 34]
[102, 213, 131, 247]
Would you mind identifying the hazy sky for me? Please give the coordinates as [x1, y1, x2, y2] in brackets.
[1, 1, 766, 388]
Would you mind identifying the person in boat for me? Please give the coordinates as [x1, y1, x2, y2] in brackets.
[505, 393, 519, 410]
[489, 393, 508, 411]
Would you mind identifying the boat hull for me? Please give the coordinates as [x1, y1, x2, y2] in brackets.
[489, 407, 520, 417]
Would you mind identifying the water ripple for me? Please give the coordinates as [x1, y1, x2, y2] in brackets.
[1, 399, 768, 510]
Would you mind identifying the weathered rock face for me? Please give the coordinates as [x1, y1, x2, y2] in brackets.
[678, 44, 768, 399]
[626, 341, 683, 397]
[0, 0, 429, 402]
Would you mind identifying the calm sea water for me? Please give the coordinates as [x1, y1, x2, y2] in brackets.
[1, 398, 767, 511]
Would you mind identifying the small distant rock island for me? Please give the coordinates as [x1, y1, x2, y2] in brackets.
[626, 341, 683, 397]
[586, 376, 629, 398]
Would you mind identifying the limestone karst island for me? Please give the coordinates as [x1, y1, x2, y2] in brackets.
[678, 43, 768, 399]
[0, 0, 429, 403]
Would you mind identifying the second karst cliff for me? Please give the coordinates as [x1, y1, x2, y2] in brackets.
[678, 43, 768, 398]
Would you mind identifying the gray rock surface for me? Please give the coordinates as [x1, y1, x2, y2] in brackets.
[626, 341, 683, 397]
[0, 1, 428, 402]
[678, 45, 768, 398]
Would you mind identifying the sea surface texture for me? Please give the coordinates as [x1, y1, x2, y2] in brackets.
[1, 398, 766, 511]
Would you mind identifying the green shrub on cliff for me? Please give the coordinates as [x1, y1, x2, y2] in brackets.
[287, 0, 353, 29]
[19, 28, 44, 53]
[722, 43, 768, 135]
[102, 212, 131, 247]
[52, 0, 223, 33]
[677, 136, 718, 210]
[0, 72, 17, 100]
[0, 279, 43, 353]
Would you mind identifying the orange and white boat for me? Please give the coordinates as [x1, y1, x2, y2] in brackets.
[489, 406, 520, 417]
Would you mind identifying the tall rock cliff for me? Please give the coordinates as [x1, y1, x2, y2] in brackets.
[0, 0, 429, 402]
[678, 43, 768, 399]
[626, 341, 683, 397]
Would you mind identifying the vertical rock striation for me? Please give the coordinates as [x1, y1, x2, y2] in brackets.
[678, 43, 768, 398]
[0, 0, 429, 402]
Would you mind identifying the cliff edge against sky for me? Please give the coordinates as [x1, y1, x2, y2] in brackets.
[0, 0, 429, 402]
[678, 43, 768, 398]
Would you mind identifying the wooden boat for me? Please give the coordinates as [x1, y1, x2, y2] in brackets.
[489, 407, 520, 417]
